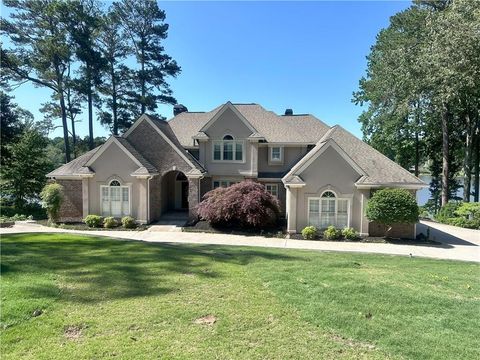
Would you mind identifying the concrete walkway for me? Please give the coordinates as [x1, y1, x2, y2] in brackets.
[1, 220, 479, 263]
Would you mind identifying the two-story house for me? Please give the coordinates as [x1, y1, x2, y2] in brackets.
[47, 102, 426, 238]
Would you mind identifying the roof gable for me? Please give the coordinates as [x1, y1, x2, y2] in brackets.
[199, 102, 258, 135]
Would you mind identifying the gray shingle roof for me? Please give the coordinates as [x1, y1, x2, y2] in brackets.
[327, 126, 424, 185]
[284, 125, 425, 186]
[167, 103, 330, 147]
[46, 147, 99, 177]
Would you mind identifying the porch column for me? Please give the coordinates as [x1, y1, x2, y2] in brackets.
[286, 186, 298, 234]
[81, 177, 89, 219]
[186, 174, 203, 221]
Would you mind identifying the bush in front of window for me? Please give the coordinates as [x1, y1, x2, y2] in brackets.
[301, 226, 318, 240]
[103, 216, 118, 228]
[84, 214, 103, 228]
[121, 216, 137, 229]
[323, 226, 342, 240]
[366, 188, 419, 237]
[341, 227, 359, 240]
[197, 181, 281, 228]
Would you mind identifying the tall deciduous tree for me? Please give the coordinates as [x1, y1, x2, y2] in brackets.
[1, 0, 73, 162]
[114, 0, 181, 115]
[0, 92, 29, 165]
[0, 127, 53, 208]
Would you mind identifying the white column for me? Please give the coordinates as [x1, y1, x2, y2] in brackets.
[286, 186, 298, 234]
[82, 178, 89, 218]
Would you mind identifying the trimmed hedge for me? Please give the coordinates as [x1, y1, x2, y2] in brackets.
[84, 215, 103, 228]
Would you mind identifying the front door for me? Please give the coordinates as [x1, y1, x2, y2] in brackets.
[181, 181, 189, 209]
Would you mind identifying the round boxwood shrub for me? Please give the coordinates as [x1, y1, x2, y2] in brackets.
[342, 227, 359, 240]
[103, 216, 118, 228]
[366, 188, 419, 237]
[40, 183, 64, 223]
[197, 181, 281, 228]
[301, 226, 317, 240]
[121, 216, 137, 229]
[324, 226, 342, 240]
[84, 214, 103, 228]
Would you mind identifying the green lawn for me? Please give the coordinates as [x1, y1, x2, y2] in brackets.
[1, 234, 479, 359]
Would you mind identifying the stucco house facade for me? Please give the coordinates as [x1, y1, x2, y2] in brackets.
[47, 102, 426, 238]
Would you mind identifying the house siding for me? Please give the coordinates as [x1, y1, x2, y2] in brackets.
[127, 120, 200, 220]
[57, 179, 83, 222]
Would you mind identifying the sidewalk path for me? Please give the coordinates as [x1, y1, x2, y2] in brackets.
[1, 221, 479, 262]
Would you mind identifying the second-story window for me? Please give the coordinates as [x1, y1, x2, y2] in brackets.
[269, 146, 283, 163]
[213, 135, 244, 162]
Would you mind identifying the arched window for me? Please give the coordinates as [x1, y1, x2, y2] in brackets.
[308, 190, 349, 229]
[213, 134, 244, 162]
[101, 179, 130, 217]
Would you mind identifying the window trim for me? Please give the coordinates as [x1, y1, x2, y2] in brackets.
[100, 179, 132, 217]
[212, 135, 245, 163]
[268, 146, 284, 165]
[212, 179, 239, 189]
[307, 191, 350, 229]
[265, 183, 279, 198]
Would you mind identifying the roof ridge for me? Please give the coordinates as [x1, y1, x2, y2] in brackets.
[333, 125, 422, 182]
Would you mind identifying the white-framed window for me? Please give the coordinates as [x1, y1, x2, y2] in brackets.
[269, 146, 283, 163]
[265, 183, 279, 197]
[308, 191, 349, 229]
[213, 180, 239, 189]
[212, 135, 244, 162]
[100, 180, 130, 217]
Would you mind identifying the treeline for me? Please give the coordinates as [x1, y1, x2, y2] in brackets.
[1, 0, 180, 163]
[354, 0, 480, 210]
[1, 91, 105, 212]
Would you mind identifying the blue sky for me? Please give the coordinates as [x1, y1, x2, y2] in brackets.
[2, 0, 411, 138]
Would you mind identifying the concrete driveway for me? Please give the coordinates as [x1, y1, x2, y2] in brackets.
[1, 220, 479, 262]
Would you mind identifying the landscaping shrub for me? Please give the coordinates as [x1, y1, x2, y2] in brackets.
[197, 181, 281, 228]
[40, 183, 64, 223]
[121, 216, 137, 229]
[103, 216, 118, 228]
[301, 226, 317, 240]
[342, 227, 359, 240]
[324, 226, 341, 240]
[435, 201, 461, 223]
[84, 215, 103, 228]
[366, 188, 419, 237]
[0, 203, 47, 219]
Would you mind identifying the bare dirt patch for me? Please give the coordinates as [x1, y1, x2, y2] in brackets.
[64, 325, 86, 340]
[193, 315, 217, 326]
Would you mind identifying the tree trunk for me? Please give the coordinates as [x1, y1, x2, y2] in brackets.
[463, 112, 473, 202]
[87, 68, 94, 150]
[111, 62, 118, 135]
[474, 130, 480, 202]
[140, 46, 146, 114]
[415, 130, 420, 177]
[441, 104, 449, 207]
[56, 66, 71, 163]
[66, 87, 76, 158]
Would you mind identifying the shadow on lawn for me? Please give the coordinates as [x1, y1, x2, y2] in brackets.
[1, 233, 301, 304]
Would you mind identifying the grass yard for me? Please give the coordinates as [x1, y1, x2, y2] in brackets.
[1, 234, 479, 359]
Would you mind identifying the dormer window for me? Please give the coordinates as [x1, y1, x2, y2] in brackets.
[269, 146, 284, 164]
[213, 135, 244, 162]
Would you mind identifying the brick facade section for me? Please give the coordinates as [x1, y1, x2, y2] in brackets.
[368, 221, 415, 239]
[127, 121, 200, 220]
[57, 179, 83, 222]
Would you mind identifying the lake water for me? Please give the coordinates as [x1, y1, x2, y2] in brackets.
[417, 175, 475, 205]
